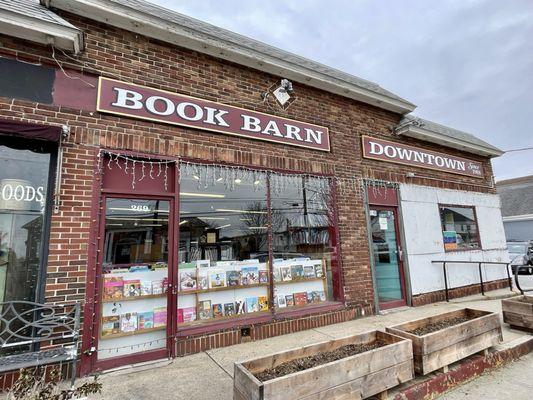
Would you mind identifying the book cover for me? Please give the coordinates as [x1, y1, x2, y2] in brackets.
[197, 270, 209, 290]
[180, 270, 197, 291]
[259, 270, 268, 284]
[235, 300, 246, 314]
[120, 313, 138, 333]
[318, 291, 326, 302]
[177, 308, 184, 323]
[103, 276, 123, 300]
[162, 277, 169, 293]
[212, 303, 223, 318]
[241, 266, 259, 285]
[258, 296, 269, 311]
[224, 303, 235, 316]
[123, 279, 141, 297]
[290, 265, 304, 280]
[129, 265, 151, 273]
[273, 267, 281, 283]
[209, 270, 226, 288]
[306, 292, 315, 304]
[153, 307, 167, 327]
[138, 311, 154, 329]
[280, 266, 292, 281]
[294, 292, 308, 306]
[183, 307, 196, 322]
[314, 262, 324, 278]
[152, 262, 168, 269]
[303, 265, 316, 279]
[285, 294, 294, 307]
[277, 295, 287, 308]
[196, 259, 210, 269]
[152, 280, 163, 294]
[245, 297, 259, 313]
[140, 280, 152, 296]
[101, 315, 120, 336]
[198, 300, 212, 320]
[226, 270, 241, 286]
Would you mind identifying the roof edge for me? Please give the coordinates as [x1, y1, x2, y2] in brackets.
[0, 6, 83, 53]
[502, 214, 533, 222]
[43, 0, 416, 114]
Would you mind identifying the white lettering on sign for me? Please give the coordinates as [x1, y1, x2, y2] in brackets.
[130, 205, 150, 212]
[0, 184, 45, 203]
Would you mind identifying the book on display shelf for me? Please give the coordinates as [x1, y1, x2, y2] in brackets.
[196, 259, 210, 269]
[318, 291, 326, 301]
[245, 297, 259, 313]
[120, 313, 138, 333]
[314, 262, 324, 278]
[129, 265, 151, 273]
[224, 303, 235, 316]
[258, 296, 268, 311]
[212, 303, 223, 318]
[294, 292, 307, 307]
[241, 266, 259, 285]
[276, 295, 287, 308]
[285, 294, 294, 307]
[138, 311, 154, 329]
[280, 266, 292, 281]
[182, 307, 196, 322]
[303, 265, 316, 279]
[273, 267, 281, 283]
[103, 277, 123, 300]
[209, 270, 226, 288]
[180, 270, 197, 291]
[152, 280, 164, 295]
[259, 270, 268, 284]
[198, 300, 212, 320]
[235, 300, 246, 314]
[123, 280, 141, 297]
[153, 307, 167, 327]
[177, 308, 184, 323]
[291, 265, 304, 280]
[226, 270, 241, 286]
[101, 315, 120, 336]
[152, 262, 168, 269]
[140, 281, 152, 296]
[197, 270, 209, 290]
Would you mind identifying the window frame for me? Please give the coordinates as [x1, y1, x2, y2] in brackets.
[438, 203, 482, 252]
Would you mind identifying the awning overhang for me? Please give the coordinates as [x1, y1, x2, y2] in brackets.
[0, 118, 62, 142]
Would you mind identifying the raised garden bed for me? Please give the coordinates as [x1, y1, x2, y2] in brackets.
[233, 331, 413, 400]
[502, 295, 533, 332]
[386, 308, 502, 375]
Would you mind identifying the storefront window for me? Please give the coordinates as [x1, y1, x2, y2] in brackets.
[439, 205, 480, 251]
[178, 167, 269, 325]
[271, 176, 335, 309]
[98, 198, 170, 359]
[0, 140, 52, 304]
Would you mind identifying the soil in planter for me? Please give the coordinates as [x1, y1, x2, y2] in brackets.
[407, 315, 477, 336]
[253, 340, 386, 382]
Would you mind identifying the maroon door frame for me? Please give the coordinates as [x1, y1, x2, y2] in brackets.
[369, 205, 407, 310]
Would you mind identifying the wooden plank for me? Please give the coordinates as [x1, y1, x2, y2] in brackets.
[503, 311, 533, 330]
[243, 331, 377, 373]
[415, 327, 502, 375]
[386, 327, 424, 355]
[234, 363, 262, 400]
[261, 337, 412, 400]
[502, 296, 533, 316]
[357, 360, 414, 399]
[299, 383, 362, 400]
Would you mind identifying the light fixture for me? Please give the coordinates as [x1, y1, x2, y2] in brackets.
[107, 217, 168, 221]
[216, 177, 223, 182]
[234, 178, 242, 184]
[248, 226, 268, 229]
[198, 217, 228, 220]
[217, 224, 231, 229]
[179, 220, 188, 225]
[253, 180, 260, 185]
[180, 192, 226, 198]
[215, 208, 267, 214]
[192, 175, 200, 180]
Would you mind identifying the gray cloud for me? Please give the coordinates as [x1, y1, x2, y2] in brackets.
[154, 0, 533, 180]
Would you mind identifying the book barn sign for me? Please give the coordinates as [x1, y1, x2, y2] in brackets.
[362, 136, 484, 178]
[97, 77, 330, 151]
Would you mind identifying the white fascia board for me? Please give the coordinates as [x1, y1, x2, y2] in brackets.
[397, 125, 504, 157]
[0, 9, 83, 53]
[502, 214, 533, 222]
[45, 0, 416, 115]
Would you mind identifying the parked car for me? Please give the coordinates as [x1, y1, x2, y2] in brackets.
[508, 241, 533, 275]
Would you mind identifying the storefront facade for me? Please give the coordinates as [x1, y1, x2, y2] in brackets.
[0, 0, 506, 376]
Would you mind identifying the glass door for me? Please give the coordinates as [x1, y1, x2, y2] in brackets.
[97, 197, 172, 361]
[369, 207, 406, 309]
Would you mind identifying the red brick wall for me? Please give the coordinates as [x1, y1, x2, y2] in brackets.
[0, 11, 498, 368]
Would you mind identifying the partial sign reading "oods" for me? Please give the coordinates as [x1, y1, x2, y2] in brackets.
[362, 136, 483, 178]
[97, 77, 330, 151]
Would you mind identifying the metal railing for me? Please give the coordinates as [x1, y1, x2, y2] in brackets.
[431, 260, 512, 302]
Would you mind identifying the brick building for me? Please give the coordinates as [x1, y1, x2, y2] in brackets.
[0, 0, 508, 375]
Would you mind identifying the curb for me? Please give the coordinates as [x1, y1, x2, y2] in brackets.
[391, 335, 533, 400]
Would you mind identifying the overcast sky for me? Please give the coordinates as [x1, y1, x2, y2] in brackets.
[154, 0, 532, 181]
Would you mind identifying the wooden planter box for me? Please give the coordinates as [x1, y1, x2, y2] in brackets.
[233, 331, 413, 400]
[386, 308, 502, 375]
[502, 295, 533, 331]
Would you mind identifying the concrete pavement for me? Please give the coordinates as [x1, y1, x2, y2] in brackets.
[86, 288, 530, 400]
[439, 352, 533, 400]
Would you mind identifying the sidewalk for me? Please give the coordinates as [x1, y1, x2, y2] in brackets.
[89, 289, 531, 400]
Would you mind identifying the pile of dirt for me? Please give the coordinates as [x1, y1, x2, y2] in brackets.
[408, 316, 476, 336]
[253, 341, 386, 382]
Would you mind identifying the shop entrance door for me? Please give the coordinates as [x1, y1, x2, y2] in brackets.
[369, 207, 406, 310]
[94, 196, 174, 369]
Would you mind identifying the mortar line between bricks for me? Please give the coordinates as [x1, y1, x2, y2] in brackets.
[204, 350, 234, 379]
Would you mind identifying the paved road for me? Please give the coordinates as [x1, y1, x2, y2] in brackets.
[439, 353, 533, 400]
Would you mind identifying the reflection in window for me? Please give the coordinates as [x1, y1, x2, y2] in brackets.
[271, 176, 335, 309]
[440, 205, 480, 251]
[98, 198, 169, 360]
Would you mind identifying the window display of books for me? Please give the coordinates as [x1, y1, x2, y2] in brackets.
[103, 275, 169, 301]
[273, 260, 325, 284]
[101, 306, 167, 338]
[274, 290, 326, 309]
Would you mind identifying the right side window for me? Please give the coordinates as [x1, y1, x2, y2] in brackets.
[271, 176, 336, 309]
[439, 205, 480, 251]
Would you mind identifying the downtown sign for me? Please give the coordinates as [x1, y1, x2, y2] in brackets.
[97, 77, 330, 151]
[362, 136, 484, 178]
